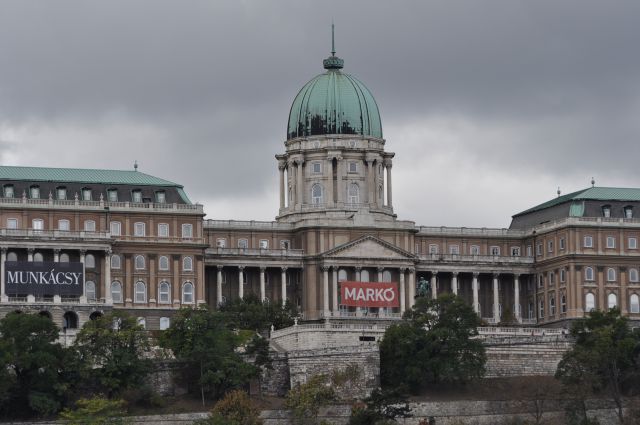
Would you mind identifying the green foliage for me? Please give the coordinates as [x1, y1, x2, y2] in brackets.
[159, 307, 258, 403]
[219, 294, 298, 332]
[380, 294, 486, 392]
[59, 396, 128, 425]
[348, 388, 411, 425]
[556, 308, 640, 424]
[0, 312, 68, 418]
[72, 312, 152, 397]
[194, 390, 263, 425]
[285, 374, 336, 424]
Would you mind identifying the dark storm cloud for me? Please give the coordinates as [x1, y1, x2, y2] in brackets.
[1, 0, 639, 225]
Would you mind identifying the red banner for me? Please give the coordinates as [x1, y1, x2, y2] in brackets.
[340, 281, 399, 307]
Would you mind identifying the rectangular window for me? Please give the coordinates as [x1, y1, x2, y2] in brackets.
[134, 222, 146, 237]
[625, 207, 633, 219]
[57, 187, 66, 200]
[6, 218, 17, 229]
[547, 241, 553, 253]
[629, 237, 638, 250]
[280, 240, 290, 249]
[560, 269, 566, 283]
[32, 219, 44, 230]
[559, 237, 565, 250]
[429, 244, 439, 254]
[158, 223, 169, 238]
[110, 221, 121, 236]
[3, 185, 14, 198]
[259, 239, 269, 249]
[470, 245, 480, 255]
[132, 190, 142, 203]
[348, 162, 358, 173]
[217, 238, 227, 248]
[155, 191, 166, 203]
[603, 207, 611, 217]
[181, 223, 193, 238]
[526, 245, 533, 257]
[238, 239, 248, 249]
[549, 271, 555, 285]
[584, 235, 593, 248]
[536, 243, 542, 256]
[312, 162, 322, 173]
[58, 219, 70, 231]
[490, 246, 500, 256]
[511, 247, 520, 256]
[538, 274, 543, 288]
[107, 189, 118, 202]
[30, 186, 40, 199]
[82, 188, 92, 201]
[607, 236, 616, 249]
[449, 245, 459, 255]
[84, 220, 96, 232]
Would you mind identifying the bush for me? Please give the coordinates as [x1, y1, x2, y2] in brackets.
[59, 396, 128, 425]
[285, 374, 336, 425]
[195, 390, 262, 425]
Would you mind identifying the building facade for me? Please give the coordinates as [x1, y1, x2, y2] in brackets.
[2, 46, 640, 330]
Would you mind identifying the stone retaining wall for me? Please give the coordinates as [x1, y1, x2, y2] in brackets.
[484, 340, 572, 377]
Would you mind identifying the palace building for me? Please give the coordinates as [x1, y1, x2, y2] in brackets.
[2, 43, 640, 332]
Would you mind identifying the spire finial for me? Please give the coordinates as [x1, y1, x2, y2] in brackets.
[557, 187, 561, 197]
[134, 160, 138, 171]
[591, 177, 595, 187]
[331, 21, 335, 56]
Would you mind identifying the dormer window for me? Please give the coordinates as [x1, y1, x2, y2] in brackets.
[81, 188, 92, 201]
[56, 187, 67, 200]
[30, 185, 40, 199]
[107, 189, 118, 202]
[3, 185, 14, 198]
[155, 191, 166, 203]
[602, 205, 611, 218]
[624, 206, 633, 219]
[132, 190, 142, 203]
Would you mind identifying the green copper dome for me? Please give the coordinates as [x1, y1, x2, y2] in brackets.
[287, 52, 382, 140]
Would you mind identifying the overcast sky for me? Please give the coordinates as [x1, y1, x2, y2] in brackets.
[1, 1, 639, 228]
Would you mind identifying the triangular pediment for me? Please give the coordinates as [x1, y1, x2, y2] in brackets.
[322, 235, 415, 260]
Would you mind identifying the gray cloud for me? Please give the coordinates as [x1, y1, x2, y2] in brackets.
[1, 0, 639, 227]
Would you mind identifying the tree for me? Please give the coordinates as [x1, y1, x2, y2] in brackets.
[159, 307, 257, 405]
[0, 312, 68, 418]
[556, 308, 640, 424]
[380, 294, 486, 393]
[194, 390, 263, 425]
[59, 396, 128, 425]
[219, 294, 298, 333]
[348, 388, 412, 425]
[285, 374, 336, 425]
[72, 311, 152, 397]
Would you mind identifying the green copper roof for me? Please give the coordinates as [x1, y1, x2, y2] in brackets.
[287, 53, 382, 140]
[0, 165, 182, 187]
[514, 187, 640, 217]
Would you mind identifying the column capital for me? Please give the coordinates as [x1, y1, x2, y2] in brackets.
[321, 265, 330, 272]
[377, 266, 385, 272]
[513, 273, 521, 278]
[407, 267, 416, 274]
[0, 248, 6, 255]
[217, 265, 224, 271]
[280, 266, 288, 272]
[79, 249, 86, 255]
[473, 272, 480, 277]
[493, 272, 500, 278]
[383, 159, 393, 168]
[452, 271, 459, 276]
[104, 248, 112, 256]
[294, 158, 305, 166]
[259, 266, 266, 272]
[238, 265, 245, 271]
[354, 266, 362, 272]
[27, 248, 35, 254]
[278, 161, 287, 170]
[431, 270, 438, 276]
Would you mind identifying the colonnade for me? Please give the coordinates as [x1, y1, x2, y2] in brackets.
[215, 265, 292, 307]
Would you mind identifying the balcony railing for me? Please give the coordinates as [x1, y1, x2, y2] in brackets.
[0, 228, 111, 240]
[420, 253, 535, 265]
[206, 247, 305, 257]
[0, 196, 203, 214]
[417, 226, 527, 237]
[204, 220, 294, 230]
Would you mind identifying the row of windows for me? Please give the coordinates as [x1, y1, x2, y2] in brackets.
[5, 218, 193, 238]
[538, 267, 640, 286]
[6, 251, 98, 268]
[216, 238, 290, 250]
[602, 205, 634, 219]
[309, 182, 364, 205]
[2, 185, 168, 204]
[537, 236, 639, 255]
[110, 254, 194, 272]
[538, 292, 640, 318]
[308, 161, 366, 174]
[426, 244, 519, 256]
[110, 280, 194, 304]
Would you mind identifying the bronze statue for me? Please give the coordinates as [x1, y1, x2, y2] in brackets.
[417, 276, 430, 298]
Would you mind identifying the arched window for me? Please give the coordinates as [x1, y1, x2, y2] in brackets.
[382, 270, 392, 282]
[159, 281, 171, 304]
[7, 252, 17, 262]
[561, 294, 567, 313]
[311, 184, 323, 205]
[137, 317, 146, 329]
[159, 317, 170, 330]
[585, 292, 596, 312]
[630, 294, 640, 313]
[182, 282, 194, 304]
[33, 252, 44, 262]
[134, 255, 145, 270]
[630, 268, 639, 283]
[58, 219, 70, 231]
[60, 253, 70, 263]
[110, 254, 121, 269]
[111, 281, 122, 303]
[360, 270, 370, 282]
[134, 281, 146, 303]
[183, 256, 193, 272]
[348, 183, 359, 204]
[159, 255, 170, 271]
[608, 293, 618, 309]
[85, 281, 96, 301]
[607, 268, 616, 282]
[85, 254, 95, 269]
[63, 311, 78, 329]
[338, 269, 348, 282]
[585, 267, 595, 281]
[549, 296, 556, 315]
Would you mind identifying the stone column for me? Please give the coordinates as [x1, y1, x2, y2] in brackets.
[430, 271, 438, 299]
[355, 267, 361, 282]
[288, 160, 296, 206]
[53, 249, 60, 262]
[216, 266, 223, 306]
[27, 248, 34, 262]
[514, 274, 521, 323]
[327, 157, 334, 206]
[79, 250, 87, 303]
[385, 161, 393, 207]
[259, 266, 266, 302]
[366, 160, 374, 204]
[408, 268, 416, 308]
[377, 267, 384, 283]
[238, 266, 244, 300]
[336, 155, 344, 204]
[399, 268, 406, 314]
[296, 159, 304, 207]
[332, 267, 339, 313]
[452, 272, 459, 295]
[278, 162, 286, 209]
[493, 273, 500, 323]
[322, 266, 330, 317]
[472, 272, 480, 314]
[104, 250, 112, 304]
[0, 248, 7, 302]
[281, 267, 287, 307]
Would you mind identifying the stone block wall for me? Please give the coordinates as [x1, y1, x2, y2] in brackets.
[484, 340, 572, 377]
[260, 351, 290, 397]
